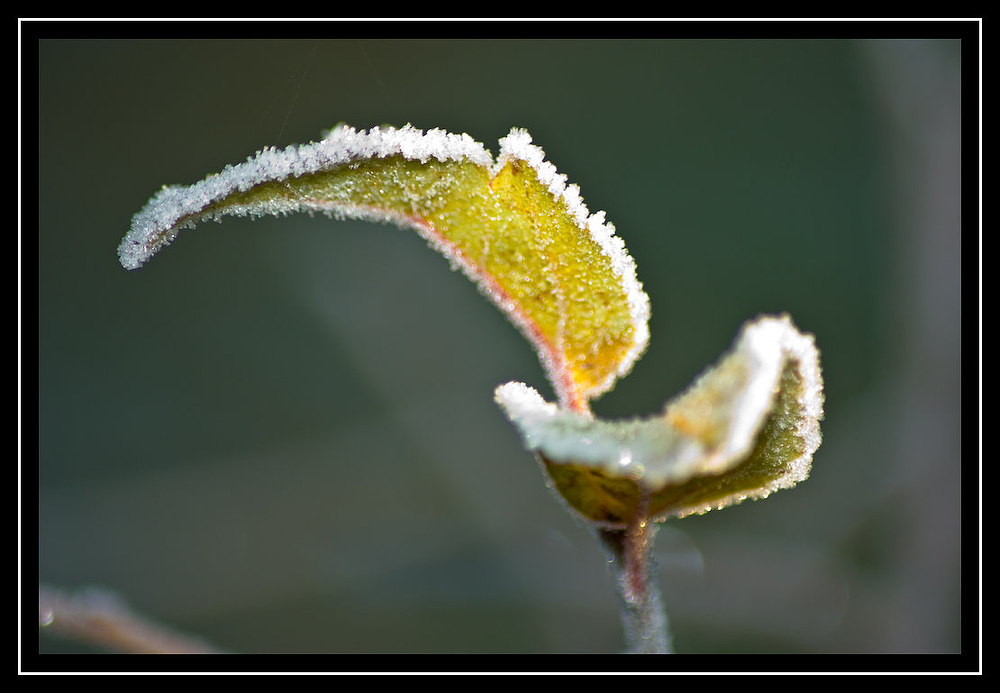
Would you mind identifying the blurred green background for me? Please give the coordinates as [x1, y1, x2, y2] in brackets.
[35, 33, 966, 656]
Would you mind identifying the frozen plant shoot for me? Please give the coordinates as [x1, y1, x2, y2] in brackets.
[119, 124, 824, 654]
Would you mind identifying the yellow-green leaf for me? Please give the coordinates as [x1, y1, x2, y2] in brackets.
[119, 124, 650, 411]
[495, 314, 824, 527]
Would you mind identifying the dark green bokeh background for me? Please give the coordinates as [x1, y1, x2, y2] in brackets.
[36, 34, 965, 655]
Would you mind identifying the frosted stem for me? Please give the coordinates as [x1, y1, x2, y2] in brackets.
[599, 516, 671, 654]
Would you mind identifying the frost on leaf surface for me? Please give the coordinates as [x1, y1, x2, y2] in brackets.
[119, 124, 650, 411]
[495, 314, 824, 527]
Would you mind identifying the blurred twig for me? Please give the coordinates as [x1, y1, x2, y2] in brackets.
[38, 585, 225, 654]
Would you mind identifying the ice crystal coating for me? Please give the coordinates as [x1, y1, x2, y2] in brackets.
[495, 314, 824, 526]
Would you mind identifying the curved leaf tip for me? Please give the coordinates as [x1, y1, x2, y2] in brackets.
[117, 124, 494, 271]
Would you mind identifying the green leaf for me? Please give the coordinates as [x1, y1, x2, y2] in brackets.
[119, 124, 650, 411]
[495, 314, 824, 526]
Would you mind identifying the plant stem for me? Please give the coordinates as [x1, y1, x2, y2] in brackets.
[38, 585, 225, 654]
[599, 514, 671, 654]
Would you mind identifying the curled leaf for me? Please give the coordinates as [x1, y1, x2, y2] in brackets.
[495, 314, 824, 527]
[119, 124, 649, 412]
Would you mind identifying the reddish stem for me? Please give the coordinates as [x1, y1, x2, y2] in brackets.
[598, 495, 671, 654]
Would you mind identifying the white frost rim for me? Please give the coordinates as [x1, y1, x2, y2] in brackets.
[495, 314, 824, 495]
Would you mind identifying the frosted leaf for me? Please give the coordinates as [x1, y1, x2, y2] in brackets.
[495, 314, 824, 526]
[119, 124, 650, 410]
